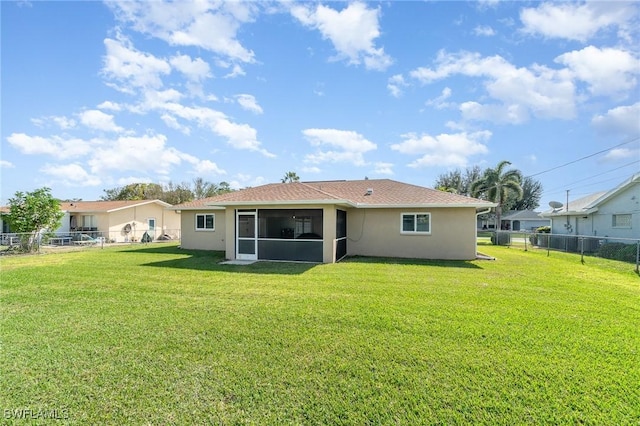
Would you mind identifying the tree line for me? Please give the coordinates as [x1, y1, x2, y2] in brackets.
[434, 160, 544, 228]
[100, 178, 234, 204]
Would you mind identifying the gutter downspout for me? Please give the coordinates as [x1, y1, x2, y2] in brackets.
[476, 208, 494, 260]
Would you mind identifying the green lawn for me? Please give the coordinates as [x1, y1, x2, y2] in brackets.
[1, 244, 638, 424]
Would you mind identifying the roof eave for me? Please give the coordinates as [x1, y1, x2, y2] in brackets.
[355, 202, 497, 209]
[206, 199, 355, 207]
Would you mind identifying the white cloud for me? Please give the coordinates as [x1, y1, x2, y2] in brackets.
[97, 101, 122, 111]
[602, 148, 640, 162]
[460, 101, 530, 124]
[555, 46, 639, 97]
[520, 2, 636, 42]
[107, 1, 257, 63]
[301, 166, 321, 174]
[87, 134, 191, 176]
[40, 163, 101, 186]
[31, 115, 77, 130]
[101, 35, 171, 93]
[235, 94, 264, 114]
[391, 131, 490, 168]
[291, 1, 392, 71]
[192, 159, 226, 176]
[158, 102, 274, 157]
[160, 114, 191, 135]
[387, 74, 408, 98]
[410, 50, 576, 122]
[170, 54, 211, 81]
[591, 102, 640, 137]
[373, 162, 393, 175]
[474, 25, 496, 36]
[117, 176, 153, 185]
[79, 109, 124, 133]
[1, 160, 14, 168]
[7, 133, 91, 159]
[426, 87, 454, 109]
[303, 128, 377, 166]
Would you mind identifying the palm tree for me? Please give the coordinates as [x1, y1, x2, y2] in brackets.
[281, 171, 300, 183]
[471, 161, 523, 230]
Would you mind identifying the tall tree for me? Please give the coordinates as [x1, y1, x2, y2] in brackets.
[100, 183, 163, 201]
[281, 171, 300, 183]
[471, 161, 523, 229]
[434, 166, 482, 196]
[192, 178, 218, 199]
[162, 181, 194, 205]
[6, 187, 64, 252]
[504, 177, 543, 211]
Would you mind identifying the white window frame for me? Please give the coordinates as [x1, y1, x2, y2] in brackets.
[400, 212, 431, 235]
[612, 214, 632, 228]
[195, 213, 215, 231]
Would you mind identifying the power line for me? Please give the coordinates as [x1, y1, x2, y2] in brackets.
[542, 160, 640, 195]
[526, 137, 639, 179]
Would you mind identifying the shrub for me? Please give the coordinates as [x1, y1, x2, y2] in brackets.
[597, 242, 637, 263]
[529, 226, 550, 246]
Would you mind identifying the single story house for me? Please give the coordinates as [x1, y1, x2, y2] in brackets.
[539, 173, 639, 239]
[172, 179, 496, 263]
[0, 207, 11, 233]
[58, 200, 181, 242]
[499, 210, 550, 231]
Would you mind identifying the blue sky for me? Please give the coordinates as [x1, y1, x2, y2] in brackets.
[2, 0, 639, 209]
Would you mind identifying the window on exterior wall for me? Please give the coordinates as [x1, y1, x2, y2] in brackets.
[612, 214, 631, 228]
[195, 214, 215, 231]
[82, 215, 97, 228]
[401, 213, 431, 234]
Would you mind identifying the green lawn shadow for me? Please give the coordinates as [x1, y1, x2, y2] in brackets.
[341, 255, 484, 269]
[121, 245, 317, 275]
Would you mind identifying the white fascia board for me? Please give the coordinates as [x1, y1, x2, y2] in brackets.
[107, 200, 171, 213]
[170, 206, 226, 211]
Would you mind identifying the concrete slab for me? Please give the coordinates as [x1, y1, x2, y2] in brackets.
[219, 260, 257, 265]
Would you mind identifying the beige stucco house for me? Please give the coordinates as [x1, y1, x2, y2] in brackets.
[58, 200, 181, 242]
[173, 179, 495, 263]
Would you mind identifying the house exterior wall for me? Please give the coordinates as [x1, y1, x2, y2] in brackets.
[591, 185, 639, 239]
[551, 184, 639, 239]
[107, 204, 181, 242]
[179, 209, 226, 251]
[219, 205, 478, 262]
[346, 207, 478, 260]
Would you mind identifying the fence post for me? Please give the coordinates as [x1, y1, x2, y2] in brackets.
[524, 232, 527, 252]
[636, 240, 639, 274]
[580, 237, 584, 264]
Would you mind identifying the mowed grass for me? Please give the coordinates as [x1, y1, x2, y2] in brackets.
[1, 244, 638, 424]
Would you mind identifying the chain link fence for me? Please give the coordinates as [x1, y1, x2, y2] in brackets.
[0, 229, 181, 255]
[479, 230, 640, 273]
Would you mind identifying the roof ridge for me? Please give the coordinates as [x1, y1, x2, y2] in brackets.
[298, 182, 343, 200]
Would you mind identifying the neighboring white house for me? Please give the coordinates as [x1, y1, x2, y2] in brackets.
[500, 210, 550, 231]
[539, 173, 640, 239]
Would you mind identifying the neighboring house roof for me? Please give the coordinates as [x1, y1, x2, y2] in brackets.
[584, 172, 640, 209]
[540, 192, 607, 217]
[541, 173, 640, 218]
[501, 210, 548, 221]
[0, 206, 9, 214]
[59, 199, 172, 213]
[171, 179, 496, 209]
